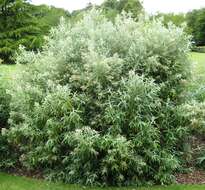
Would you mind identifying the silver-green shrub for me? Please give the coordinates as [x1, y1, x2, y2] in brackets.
[0, 83, 17, 169]
[5, 10, 191, 186]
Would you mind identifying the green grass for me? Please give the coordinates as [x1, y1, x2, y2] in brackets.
[190, 52, 205, 79]
[0, 173, 205, 190]
[0, 64, 19, 80]
[0, 64, 25, 86]
[188, 52, 205, 97]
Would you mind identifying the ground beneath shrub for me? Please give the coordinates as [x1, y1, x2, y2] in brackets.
[176, 170, 205, 184]
[7, 168, 205, 185]
[1, 172, 205, 190]
[6, 168, 43, 180]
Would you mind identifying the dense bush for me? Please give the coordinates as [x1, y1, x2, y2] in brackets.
[0, 83, 15, 168]
[197, 148, 205, 170]
[181, 101, 205, 135]
[4, 10, 191, 186]
[0, 84, 10, 128]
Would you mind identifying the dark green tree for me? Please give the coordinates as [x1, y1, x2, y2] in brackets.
[0, 0, 42, 63]
[70, 0, 143, 24]
[31, 4, 70, 33]
[117, 0, 143, 18]
[102, 0, 143, 20]
[155, 13, 187, 27]
[187, 8, 205, 46]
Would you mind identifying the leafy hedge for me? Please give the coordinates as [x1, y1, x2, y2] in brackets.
[4, 10, 191, 186]
[0, 84, 10, 128]
[0, 83, 16, 168]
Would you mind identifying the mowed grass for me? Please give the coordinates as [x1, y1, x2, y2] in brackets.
[190, 52, 205, 80]
[0, 173, 205, 190]
[188, 52, 205, 97]
[0, 64, 25, 87]
[0, 64, 25, 90]
[0, 64, 19, 80]
[0, 53, 205, 190]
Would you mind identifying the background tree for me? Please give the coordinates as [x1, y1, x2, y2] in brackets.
[187, 8, 205, 46]
[0, 0, 42, 63]
[102, 0, 143, 20]
[155, 13, 187, 27]
[31, 4, 70, 34]
[0, 1, 70, 63]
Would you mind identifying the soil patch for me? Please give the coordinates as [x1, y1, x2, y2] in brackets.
[176, 170, 205, 184]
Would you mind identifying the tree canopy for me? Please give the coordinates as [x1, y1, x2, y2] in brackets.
[0, 0, 42, 63]
[102, 0, 143, 19]
[155, 13, 186, 27]
[187, 8, 205, 46]
[0, 0, 70, 63]
[157, 9, 205, 46]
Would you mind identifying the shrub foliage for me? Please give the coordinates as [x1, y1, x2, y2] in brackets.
[0, 83, 16, 168]
[4, 10, 191, 186]
[0, 84, 10, 128]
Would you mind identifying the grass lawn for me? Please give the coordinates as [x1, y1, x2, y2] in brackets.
[190, 52, 205, 78]
[0, 64, 19, 80]
[188, 52, 205, 97]
[0, 173, 205, 190]
[0, 64, 25, 86]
